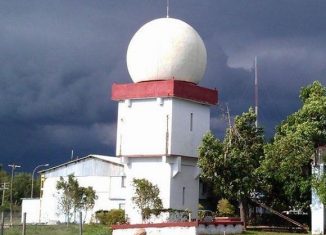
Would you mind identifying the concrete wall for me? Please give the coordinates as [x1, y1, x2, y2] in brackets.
[311, 164, 325, 235]
[21, 199, 41, 223]
[22, 157, 125, 224]
[116, 98, 171, 156]
[118, 96, 210, 224]
[116, 97, 210, 157]
[112, 223, 243, 235]
[39, 174, 126, 224]
[170, 159, 199, 218]
[113, 226, 197, 235]
[170, 99, 210, 157]
[123, 156, 199, 224]
[123, 157, 172, 224]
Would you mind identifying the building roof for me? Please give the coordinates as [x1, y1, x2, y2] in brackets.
[39, 154, 123, 173]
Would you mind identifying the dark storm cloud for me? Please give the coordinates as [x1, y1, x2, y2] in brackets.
[0, 0, 325, 170]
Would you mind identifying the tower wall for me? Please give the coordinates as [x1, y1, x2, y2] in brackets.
[170, 99, 210, 157]
[123, 157, 172, 223]
[113, 81, 217, 224]
[116, 98, 171, 156]
[116, 97, 211, 157]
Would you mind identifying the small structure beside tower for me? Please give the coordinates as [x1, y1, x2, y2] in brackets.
[111, 18, 217, 224]
[311, 146, 326, 235]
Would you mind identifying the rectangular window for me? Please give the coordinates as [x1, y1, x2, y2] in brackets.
[190, 113, 193, 131]
[182, 187, 185, 205]
[119, 203, 125, 209]
[121, 176, 126, 188]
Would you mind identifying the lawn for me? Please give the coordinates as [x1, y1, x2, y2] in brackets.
[2, 224, 112, 235]
[2, 225, 308, 235]
[244, 232, 308, 235]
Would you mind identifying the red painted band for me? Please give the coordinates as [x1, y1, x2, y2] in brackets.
[111, 80, 218, 105]
[112, 221, 198, 230]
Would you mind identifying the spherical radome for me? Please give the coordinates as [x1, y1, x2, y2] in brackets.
[126, 18, 207, 84]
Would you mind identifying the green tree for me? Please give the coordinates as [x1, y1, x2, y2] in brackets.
[259, 81, 326, 210]
[198, 107, 264, 224]
[79, 186, 97, 221]
[132, 178, 163, 221]
[56, 174, 97, 224]
[12, 173, 32, 204]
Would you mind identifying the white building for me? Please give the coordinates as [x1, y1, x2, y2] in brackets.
[22, 154, 125, 224]
[112, 17, 217, 224]
[311, 146, 326, 235]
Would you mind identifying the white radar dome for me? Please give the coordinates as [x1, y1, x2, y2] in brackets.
[127, 18, 207, 84]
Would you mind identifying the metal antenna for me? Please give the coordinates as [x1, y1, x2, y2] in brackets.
[254, 56, 258, 128]
[166, 0, 170, 18]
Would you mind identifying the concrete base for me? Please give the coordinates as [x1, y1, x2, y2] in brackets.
[112, 220, 244, 235]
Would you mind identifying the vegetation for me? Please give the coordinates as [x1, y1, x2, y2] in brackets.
[132, 178, 163, 221]
[198, 107, 264, 224]
[56, 174, 97, 224]
[0, 168, 40, 211]
[198, 81, 326, 224]
[216, 198, 235, 217]
[95, 209, 126, 225]
[259, 81, 326, 211]
[1, 226, 299, 235]
[2, 224, 112, 235]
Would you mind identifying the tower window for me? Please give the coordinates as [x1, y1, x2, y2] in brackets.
[182, 187, 185, 205]
[121, 176, 126, 188]
[190, 113, 193, 131]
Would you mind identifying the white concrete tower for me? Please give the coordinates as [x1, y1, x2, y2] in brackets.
[112, 18, 218, 223]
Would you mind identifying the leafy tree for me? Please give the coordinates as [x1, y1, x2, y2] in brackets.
[12, 173, 32, 204]
[259, 81, 326, 210]
[79, 186, 97, 221]
[132, 178, 163, 221]
[198, 107, 264, 224]
[56, 174, 97, 224]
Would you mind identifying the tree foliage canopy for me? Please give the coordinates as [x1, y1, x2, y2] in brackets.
[198, 108, 264, 223]
[199, 107, 264, 201]
[259, 81, 326, 210]
[132, 178, 163, 221]
[56, 174, 97, 223]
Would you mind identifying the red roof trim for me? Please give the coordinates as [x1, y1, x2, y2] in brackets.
[111, 80, 218, 105]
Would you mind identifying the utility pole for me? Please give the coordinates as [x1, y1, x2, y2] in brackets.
[0, 183, 9, 225]
[0, 183, 9, 206]
[8, 164, 21, 226]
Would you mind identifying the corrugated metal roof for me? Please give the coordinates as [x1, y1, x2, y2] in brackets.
[39, 154, 123, 173]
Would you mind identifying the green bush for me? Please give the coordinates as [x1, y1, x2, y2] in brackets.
[95, 209, 126, 225]
[216, 198, 235, 217]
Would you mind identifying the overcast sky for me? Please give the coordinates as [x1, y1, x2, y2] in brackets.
[0, 0, 325, 172]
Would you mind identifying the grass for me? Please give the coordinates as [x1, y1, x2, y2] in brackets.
[2, 224, 112, 235]
[244, 231, 308, 235]
[2, 225, 308, 235]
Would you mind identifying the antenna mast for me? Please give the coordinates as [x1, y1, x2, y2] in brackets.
[166, 0, 170, 18]
[254, 56, 258, 128]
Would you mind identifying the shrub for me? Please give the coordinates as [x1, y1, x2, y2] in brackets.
[216, 198, 235, 217]
[96, 209, 126, 225]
